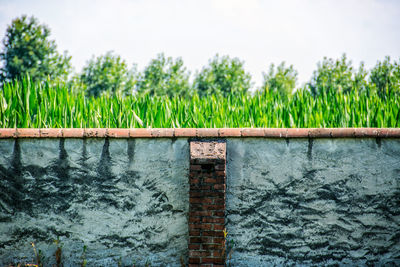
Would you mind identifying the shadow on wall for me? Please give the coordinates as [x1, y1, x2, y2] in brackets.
[226, 138, 400, 266]
[0, 138, 189, 266]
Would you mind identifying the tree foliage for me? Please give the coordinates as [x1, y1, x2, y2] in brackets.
[0, 15, 71, 84]
[136, 53, 191, 97]
[262, 62, 297, 96]
[369, 56, 400, 98]
[78, 51, 137, 97]
[193, 55, 252, 97]
[308, 54, 367, 96]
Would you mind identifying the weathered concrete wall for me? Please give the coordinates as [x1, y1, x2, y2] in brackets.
[226, 138, 400, 266]
[1, 136, 400, 266]
[0, 138, 189, 266]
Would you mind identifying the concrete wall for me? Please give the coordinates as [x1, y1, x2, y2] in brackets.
[0, 138, 189, 266]
[1, 136, 400, 266]
[226, 138, 400, 266]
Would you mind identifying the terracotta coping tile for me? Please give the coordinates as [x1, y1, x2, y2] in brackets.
[0, 128, 398, 138]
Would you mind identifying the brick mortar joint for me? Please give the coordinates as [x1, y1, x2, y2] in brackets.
[1, 128, 400, 138]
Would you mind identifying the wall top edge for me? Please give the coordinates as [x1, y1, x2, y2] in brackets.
[0, 128, 399, 138]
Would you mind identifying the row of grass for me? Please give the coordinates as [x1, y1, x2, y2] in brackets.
[0, 78, 399, 128]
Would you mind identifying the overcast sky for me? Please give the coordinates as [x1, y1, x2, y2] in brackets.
[0, 0, 399, 87]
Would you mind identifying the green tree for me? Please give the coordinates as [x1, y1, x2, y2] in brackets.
[193, 55, 252, 97]
[78, 51, 137, 97]
[262, 62, 297, 96]
[308, 54, 366, 96]
[369, 56, 400, 98]
[0, 15, 71, 84]
[136, 53, 191, 97]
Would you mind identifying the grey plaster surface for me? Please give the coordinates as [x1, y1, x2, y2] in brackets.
[1, 137, 400, 266]
[0, 138, 189, 266]
[226, 138, 400, 266]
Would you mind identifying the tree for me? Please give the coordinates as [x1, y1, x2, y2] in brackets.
[0, 15, 71, 84]
[136, 53, 191, 97]
[193, 55, 252, 97]
[369, 56, 400, 98]
[78, 51, 137, 97]
[262, 62, 297, 96]
[307, 54, 366, 96]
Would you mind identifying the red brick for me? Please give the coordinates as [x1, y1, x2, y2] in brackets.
[190, 198, 213, 204]
[189, 223, 213, 230]
[189, 230, 200, 237]
[190, 191, 204, 198]
[17, 128, 40, 138]
[40, 128, 62, 138]
[215, 164, 225, 170]
[205, 192, 224, 197]
[213, 198, 225, 204]
[197, 128, 219, 137]
[190, 203, 204, 211]
[202, 244, 222, 250]
[190, 237, 212, 243]
[213, 211, 224, 217]
[203, 231, 224, 237]
[202, 217, 224, 224]
[63, 128, 84, 138]
[189, 139, 226, 266]
[212, 237, 225, 245]
[190, 178, 199, 185]
[190, 165, 202, 171]
[190, 185, 211, 191]
[214, 184, 225, 190]
[204, 178, 217, 184]
[129, 128, 152, 137]
[242, 128, 264, 137]
[189, 250, 212, 257]
[213, 250, 225, 257]
[204, 204, 225, 211]
[190, 185, 200, 191]
[189, 257, 200, 264]
[213, 224, 225, 230]
[200, 185, 212, 190]
[175, 128, 196, 137]
[107, 128, 129, 138]
[0, 128, 16, 138]
[213, 177, 225, 184]
[189, 216, 201, 223]
[190, 211, 213, 217]
[215, 171, 225, 177]
[189, 172, 198, 178]
[201, 258, 224, 264]
[219, 128, 241, 137]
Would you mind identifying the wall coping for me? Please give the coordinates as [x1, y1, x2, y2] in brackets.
[0, 128, 399, 138]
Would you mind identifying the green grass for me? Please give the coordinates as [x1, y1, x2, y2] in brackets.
[0, 78, 399, 128]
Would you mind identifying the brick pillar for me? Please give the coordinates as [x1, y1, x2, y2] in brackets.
[189, 140, 226, 266]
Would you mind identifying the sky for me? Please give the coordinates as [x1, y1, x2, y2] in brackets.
[0, 0, 399, 88]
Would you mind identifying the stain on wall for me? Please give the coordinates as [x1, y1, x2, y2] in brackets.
[226, 138, 400, 266]
[0, 138, 189, 266]
[1, 137, 400, 266]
